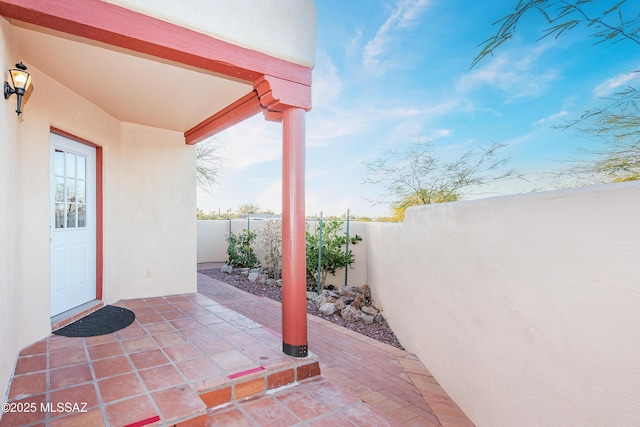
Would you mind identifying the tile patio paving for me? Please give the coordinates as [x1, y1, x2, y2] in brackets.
[0, 265, 473, 427]
[197, 266, 474, 427]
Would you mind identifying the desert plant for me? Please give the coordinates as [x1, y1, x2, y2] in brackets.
[306, 220, 362, 290]
[226, 229, 260, 268]
[256, 219, 282, 279]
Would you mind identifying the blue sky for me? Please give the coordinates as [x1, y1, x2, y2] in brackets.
[197, 0, 638, 218]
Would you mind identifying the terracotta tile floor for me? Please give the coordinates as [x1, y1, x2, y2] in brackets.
[197, 264, 474, 427]
[0, 264, 473, 427]
[1, 293, 320, 427]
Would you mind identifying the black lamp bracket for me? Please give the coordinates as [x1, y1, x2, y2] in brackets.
[4, 80, 16, 99]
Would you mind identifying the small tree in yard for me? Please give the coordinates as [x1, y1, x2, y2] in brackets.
[363, 139, 520, 221]
[226, 229, 260, 268]
[256, 219, 282, 279]
[306, 220, 362, 290]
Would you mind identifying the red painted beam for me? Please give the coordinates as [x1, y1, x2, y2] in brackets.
[0, 0, 311, 86]
[185, 91, 262, 145]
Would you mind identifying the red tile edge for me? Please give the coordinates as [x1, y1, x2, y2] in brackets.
[296, 362, 321, 381]
[123, 415, 161, 427]
[200, 387, 232, 408]
[267, 368, 295, 390]
[234, 378, 265, 400]
[228, 366, 265, 379]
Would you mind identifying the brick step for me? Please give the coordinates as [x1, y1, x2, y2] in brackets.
[199, 359, 321, 409]
[159, 359, 321, 427]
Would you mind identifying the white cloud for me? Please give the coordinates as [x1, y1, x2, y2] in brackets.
[458, 44, 558, 100]
[254, 178, 282, 213]
[312, 52, 342, 108]
[218, 115, 281, 172]
[363, 0, 431, 70]
[534, 110, 568, 126]
[593, 70, 638, 97]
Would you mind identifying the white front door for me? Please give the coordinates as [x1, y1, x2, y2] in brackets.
[50, 133, 97, 316]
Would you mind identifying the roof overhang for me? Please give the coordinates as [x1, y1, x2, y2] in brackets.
[0, 0, 314, 144]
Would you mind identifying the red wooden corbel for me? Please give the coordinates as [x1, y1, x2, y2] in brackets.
[254, 75, 312, 122]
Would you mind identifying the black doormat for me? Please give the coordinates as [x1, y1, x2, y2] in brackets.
[53, 305, 136, 337]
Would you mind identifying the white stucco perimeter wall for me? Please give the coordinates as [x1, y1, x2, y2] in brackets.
[366, 182, 640, 427]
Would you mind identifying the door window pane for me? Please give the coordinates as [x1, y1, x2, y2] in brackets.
[65, 152, 76, 178]
[55, 177, 65, 202]
[55, 203, 65, 228]
[66, 204, 76, 228]
[77, 180, 86, 204]
[77, 156, 86, 179]
[55, 150, 65, 175]
[66, 179, 76, 203]
[77, 204, 86, 227]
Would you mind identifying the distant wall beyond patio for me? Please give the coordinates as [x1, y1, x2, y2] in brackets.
[366, 181, 640, 427]
[196, 219, 368, 289]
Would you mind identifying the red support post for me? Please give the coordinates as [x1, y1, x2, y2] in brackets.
[281, 107, 308, 357]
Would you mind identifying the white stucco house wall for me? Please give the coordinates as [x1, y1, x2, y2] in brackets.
[0, 0, 316, 401]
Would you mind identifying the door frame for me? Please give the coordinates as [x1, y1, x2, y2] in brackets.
[51, 127, 103, 302]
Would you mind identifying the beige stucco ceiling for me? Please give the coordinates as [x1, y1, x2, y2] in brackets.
[13, 20, 254, 133]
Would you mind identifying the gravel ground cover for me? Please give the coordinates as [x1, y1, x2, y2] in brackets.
[199, 268, 404, 350]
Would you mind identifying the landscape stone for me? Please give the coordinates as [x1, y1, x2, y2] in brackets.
[361, 306, 377, 315]
[221, 264, 233, 274]
[360, 313, 375, 324]
[319, 303, 337, 315]
[248, 272, 260, 282]
[341, 306, 359, 322]
[306, 291, 320, 303]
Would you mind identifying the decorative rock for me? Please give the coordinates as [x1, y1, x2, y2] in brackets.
[221, 264, 233, 274]
[359, 313, 375, 324]
[275, 279, 282, 287]
[248, 272, 260, 282]
[250, 268, 262, 274]
[319, 303, 337, 315]
[361, 306, 377, 316]
[374, 313, 385, 324]
[265, 279, 277, 287]
[335, 300, 346, 310]
[306, 291, 320, 303]
[341, 306, 359, 322]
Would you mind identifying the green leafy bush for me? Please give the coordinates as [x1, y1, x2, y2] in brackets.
[306, 220, 362, 290]
[226, 229, 260, 268]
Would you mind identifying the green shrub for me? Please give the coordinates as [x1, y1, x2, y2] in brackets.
[306, 220, 362, 290]
[226, 229, 260, 268]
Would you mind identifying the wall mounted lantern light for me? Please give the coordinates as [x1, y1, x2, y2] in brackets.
[4, 61, 32, 116]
